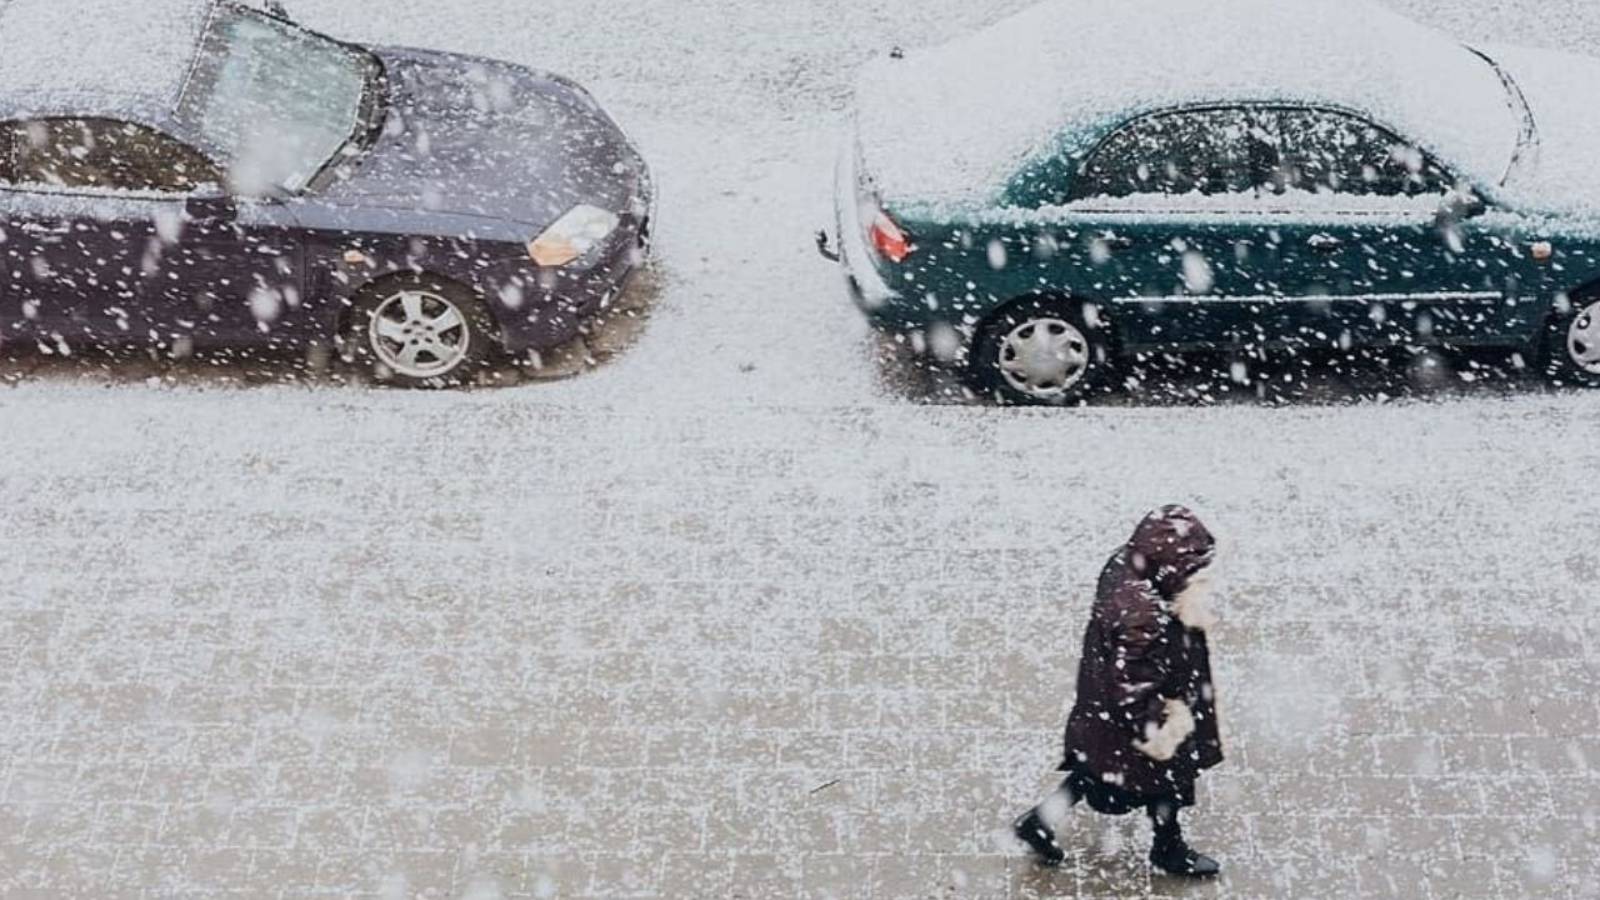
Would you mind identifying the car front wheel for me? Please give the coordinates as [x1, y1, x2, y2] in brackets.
[969, 298, 1109, 406]
[1543, 296, 1600, 388]
[351, 277, 497, 388]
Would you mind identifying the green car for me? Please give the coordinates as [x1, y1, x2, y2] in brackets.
[828, 0, 1600, 404]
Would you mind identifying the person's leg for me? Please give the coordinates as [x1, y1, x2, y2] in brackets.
[1147, 800, 1220, 877]
[1036, 778, 1083, 830]
[1013, 777, 1081, 865]
[1148, 800, 1184, 851]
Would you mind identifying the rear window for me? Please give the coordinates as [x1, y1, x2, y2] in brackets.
[1071, 108, 1269, 201]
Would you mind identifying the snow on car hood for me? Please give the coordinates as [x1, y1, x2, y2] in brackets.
[856, 0, 1519, 212]
[1487, 44, 1600, 217]
[317, 46, 642, 233]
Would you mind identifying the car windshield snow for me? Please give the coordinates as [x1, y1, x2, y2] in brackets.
[176, 6, 378, 195]
[1466, 45, 1540, 187]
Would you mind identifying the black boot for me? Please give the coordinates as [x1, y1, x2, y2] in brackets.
[1150, 838, 1221, 877]
[1013, 810, 1067, 866]
[1148, 803, 1219, 878]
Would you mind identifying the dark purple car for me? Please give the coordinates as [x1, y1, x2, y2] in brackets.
[0, 0, 653, 386]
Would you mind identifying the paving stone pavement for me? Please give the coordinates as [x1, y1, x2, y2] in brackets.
[6, 1, 1600, 897]
[1, 390, 1597, 899]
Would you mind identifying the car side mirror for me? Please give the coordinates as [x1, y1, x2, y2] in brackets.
[262, 1, 293, 21]
[1439, 186, 1487, 222]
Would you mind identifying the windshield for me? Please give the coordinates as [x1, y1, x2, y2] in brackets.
[176, 6, 379, 196]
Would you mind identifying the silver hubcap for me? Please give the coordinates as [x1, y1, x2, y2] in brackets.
[368, 289, 470, 378]
[1569, 301, 1600, 375]
[998, 317, 1091, 399]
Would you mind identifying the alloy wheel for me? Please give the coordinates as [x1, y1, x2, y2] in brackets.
[997, 317, 1091, 401]
[368, 289, 472, 379]
[1569, 300, 1600, 375]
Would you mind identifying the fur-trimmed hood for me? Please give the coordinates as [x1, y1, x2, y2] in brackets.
[1170, 571, 1218, 632]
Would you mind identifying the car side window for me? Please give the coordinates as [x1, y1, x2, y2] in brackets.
[1273, 109, 1450, 197]
[0, 125, 14, 184]
[0, 118, 222, 195]
[1069, 108, 1267, 202]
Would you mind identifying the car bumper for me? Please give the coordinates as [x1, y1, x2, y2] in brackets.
[488, 166, 656, 354]
[831, 143, 901, 315]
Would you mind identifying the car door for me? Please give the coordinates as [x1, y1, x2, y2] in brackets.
[0, 187, 44, 348]
[151, 192, 308, 349]
[0, 119, 154, 346]
[0, 116, 303, 351]
[1265, 107, 1522, 348]
[0, 130, 60, 348]
[1056, 106, 1282, 350]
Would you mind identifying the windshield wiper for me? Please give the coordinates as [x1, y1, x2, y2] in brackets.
[306, 53, 387, 192]
[1467, 45, 1539, 186]
[352, 54, 389, 151]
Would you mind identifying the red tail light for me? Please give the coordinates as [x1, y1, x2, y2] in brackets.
[869, 210, 913, 263]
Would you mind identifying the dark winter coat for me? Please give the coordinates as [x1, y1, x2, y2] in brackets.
[1061, 506, 1225, 806]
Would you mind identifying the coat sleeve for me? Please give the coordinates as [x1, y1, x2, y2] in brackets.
[1108, 586, 1170, 721]
[1109, 586, 1195, 762]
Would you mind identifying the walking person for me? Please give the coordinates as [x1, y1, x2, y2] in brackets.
[1014, 505, 1226, 877]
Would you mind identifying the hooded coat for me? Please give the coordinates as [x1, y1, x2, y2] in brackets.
[1061, 506, 1225, 807]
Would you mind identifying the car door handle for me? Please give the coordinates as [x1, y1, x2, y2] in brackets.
[1307, 234, 1344, 253]
[19, 223, 71, 237]
[1099, 234, 1137, 251]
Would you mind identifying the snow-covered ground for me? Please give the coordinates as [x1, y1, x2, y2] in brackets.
[2, 1, 1600, 898]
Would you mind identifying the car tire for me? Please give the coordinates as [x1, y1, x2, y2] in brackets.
[1541, 295, 1600, 388]
[968, 297, 1111, 406]
[348, 276, 498, 389]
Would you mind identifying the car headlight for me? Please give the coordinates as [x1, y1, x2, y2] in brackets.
[528, 204, 620, 267]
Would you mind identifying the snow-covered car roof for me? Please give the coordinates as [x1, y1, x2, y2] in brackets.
[856, 0, 1521, 211]
[0, 0, 247, 123]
